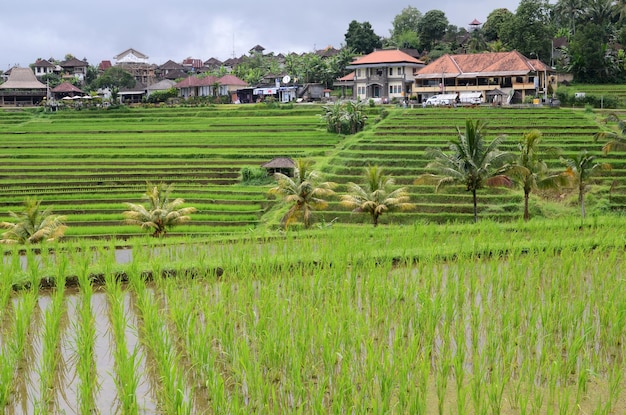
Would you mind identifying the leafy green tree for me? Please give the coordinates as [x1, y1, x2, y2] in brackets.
[0, 198, 67, 244]
[416, 119, 512, 223]
[482, 8, 514, 42]
[561, 151, 611, 218]
[341, 165, 414, 226]
[268, 159, 336, 229]
[123, 182, 197, 237]
[92, 66, 135, 90]
[500, 0, 552, 60]
[344, 20, 382, 54]
[504, 130, 569, 221]
[567, 22, 615, 82]
[389, 6, 422, 48]
[417, 10, 449, 52]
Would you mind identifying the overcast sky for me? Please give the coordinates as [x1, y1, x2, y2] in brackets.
[2, 0, 523, 70]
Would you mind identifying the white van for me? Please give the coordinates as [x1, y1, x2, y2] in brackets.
[424, 94, 457, 106]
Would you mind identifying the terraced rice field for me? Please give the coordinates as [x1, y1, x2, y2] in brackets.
[321, 106, 625, 224]
[0, 106, 346, 239]
[0, 104, 622, 238]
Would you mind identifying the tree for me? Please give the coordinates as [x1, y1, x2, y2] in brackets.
[594, 112, 626, 153]
[123, 182, 197, 237]
[344, 20, 382, 54]
[417, 10, 449, 52]
[554, 0, 584, 34]
[268, 159, 337, 229]
[341, 165, 414, 226]
[389, 6, 422, 48]
[500, 0, 552, 61]
[567, 22, 615, 82]
[0, 198, 67, 244]
[561, 151, 610, 218]
[504, 130, 569, 221]
[92, 66, 135, 90]
[482, 8, 514, 42]
[416, 119, 512, 222]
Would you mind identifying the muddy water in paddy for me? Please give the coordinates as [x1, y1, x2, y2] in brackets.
[5, 289, 159, 414]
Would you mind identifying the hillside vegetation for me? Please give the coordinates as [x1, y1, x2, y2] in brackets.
[0, 104, 622, 241]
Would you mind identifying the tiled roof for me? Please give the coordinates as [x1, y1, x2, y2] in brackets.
[337, 72, 355, 81]
[218, 74, 247, 86]
[160, 60, 184, 70]
[415, 51, 552, 79]
[99, 60, 112, 71]
[51, 82, 84, 93]
[61, 57, 88, 67]
[34, 59, 54, 68]
[348, 49, 425, 66]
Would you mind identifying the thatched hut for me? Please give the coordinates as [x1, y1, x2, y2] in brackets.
[262, 157, 296, 177]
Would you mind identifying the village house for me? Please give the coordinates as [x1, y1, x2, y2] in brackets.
[0, 67, 48, 106]
[345, 49, 425, 101]
[413, 51, 555, 104]
[113, 48, 156, 85]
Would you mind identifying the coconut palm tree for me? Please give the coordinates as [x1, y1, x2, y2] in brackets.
[123, 182, 197, 237]
[0, 198, 67, 244]
[595, 112, 626, 154]
[416, 119, 512, 223]
[268, 159, 337, 229]
[561, 151, 611, 218]
[341, 165, 414, 226]
[504, 130, 570, 221]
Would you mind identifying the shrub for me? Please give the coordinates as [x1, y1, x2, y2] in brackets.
[240, 167, 272, 185]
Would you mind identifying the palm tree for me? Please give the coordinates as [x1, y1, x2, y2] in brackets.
[123, 182, 197, 237]
[595, 112, 626, 154]
[341, 165, 414, 226]
[554, 0, 584, 33]
[504, 130, 570, 221]
[268, 159, 337, 229]
[416, 119, 512, 222]
[0, 198, 67, 244]
[561, 151, 611, 218]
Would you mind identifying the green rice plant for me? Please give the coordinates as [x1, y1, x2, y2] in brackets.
[35, 271, 66, 413]
[0, 288, 38, 409]
[128, 268, 192, 414]
[72, 262, 98, 414]
[105, 271, 140, 414]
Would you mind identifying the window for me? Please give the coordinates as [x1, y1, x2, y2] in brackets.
[357, 69, 361, 77]
[389, 67, 393, 76]
[389, 86, 394, 94]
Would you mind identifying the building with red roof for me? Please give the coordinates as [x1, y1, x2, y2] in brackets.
[413, 51, 555, 104]
[345, 49, 425, 101]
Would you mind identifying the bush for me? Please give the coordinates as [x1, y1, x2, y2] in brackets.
[240, 167, 272, 185]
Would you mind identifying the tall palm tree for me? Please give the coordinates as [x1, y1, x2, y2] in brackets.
[123, 182, 197, 237]
[268, 159, 337, 229]
[554, 0, 584, 34]
[0, 198, 67, 244]
[561, 151, 611, 218]
[341, 165, 414, 226]
[504, 130, 570, 221]
[416, 119, 512, 222]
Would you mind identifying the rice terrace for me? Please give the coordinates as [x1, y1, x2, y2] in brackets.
[2, 103, 626, 414]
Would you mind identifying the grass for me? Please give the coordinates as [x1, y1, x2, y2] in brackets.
[0, 217, 626, 412]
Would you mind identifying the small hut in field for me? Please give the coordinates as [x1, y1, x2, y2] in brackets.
[262, 157, 296, 177]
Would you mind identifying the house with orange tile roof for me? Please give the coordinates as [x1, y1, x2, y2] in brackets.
[346, 49, 425, 101]
[413, 51, 555, 104]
